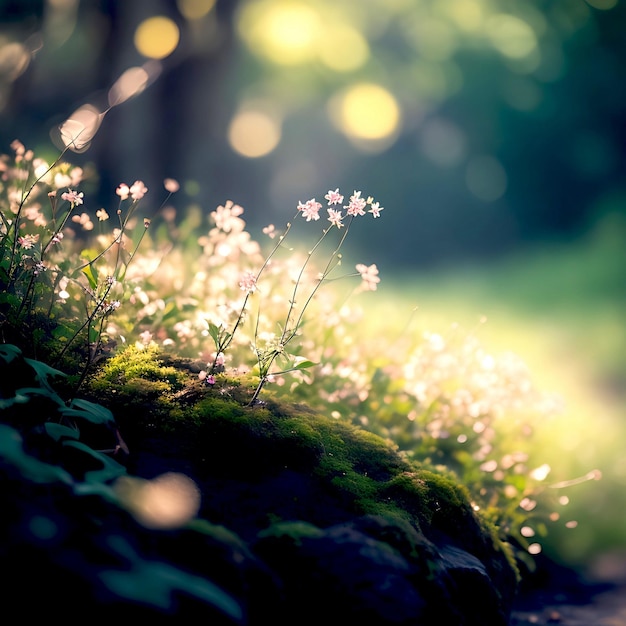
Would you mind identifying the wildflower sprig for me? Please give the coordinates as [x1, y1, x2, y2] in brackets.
[199, 188, 383, 404]
[0, 140, 167, 388]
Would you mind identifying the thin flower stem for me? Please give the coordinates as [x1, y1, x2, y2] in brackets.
[212, 214, 298, 367]
[41, 203, 75, 258]
[286, 216, 353, 344]
[14, 272, 36, 320]
[280, 223, 335, 344]
[73, 309, 108, 394]
[53, 275, 114, 366]
[248, 215, 354, 405]
[7, 148, 70, 280]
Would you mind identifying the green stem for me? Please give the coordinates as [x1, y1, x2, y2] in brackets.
[248, 216, 354, 405]
[212, 214, 298, 366]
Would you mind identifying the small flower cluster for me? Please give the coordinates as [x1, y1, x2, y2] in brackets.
[0, 139, 176, 385]
[116, 180, 148, 202]
[224, 188, 383, 403]
[297, 189, 384, 227]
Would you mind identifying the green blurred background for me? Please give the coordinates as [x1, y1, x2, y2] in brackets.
[0, 0, 624, 569]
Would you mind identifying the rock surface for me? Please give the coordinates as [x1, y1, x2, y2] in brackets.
[1, 346, 519, 624]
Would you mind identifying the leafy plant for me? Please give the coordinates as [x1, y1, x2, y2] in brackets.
[0, 140, 169, 390]
[0, 343, 127, 483]
[198, 189, 383, 404]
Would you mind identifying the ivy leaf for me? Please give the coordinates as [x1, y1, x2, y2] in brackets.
[61, 397, 115, 425]
[0, 343, 22, 364]
[44, 422, 79, 442]
[24, 357, 66, 393]
[0, 424, 73, 485]
[62, 439, 126, 483]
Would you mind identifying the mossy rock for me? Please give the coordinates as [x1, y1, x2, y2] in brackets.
[1, 344, 520, 623]
[80, 346, 519, 623]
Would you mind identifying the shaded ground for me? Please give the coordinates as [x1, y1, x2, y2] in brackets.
[510, 552, 626, 626]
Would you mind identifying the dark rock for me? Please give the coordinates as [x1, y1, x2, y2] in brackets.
[1, 347, 519, 624]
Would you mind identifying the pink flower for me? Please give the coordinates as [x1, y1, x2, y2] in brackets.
[116, 183, 130, 200]
[345, 190, 367, 217]
[61, 188, 84, 206]
[130, 180, 148, 201]
[71, 212, 94, 231]
[325, 188, 344, 206]
[54, 173, 72, 189]
[17, 233, 39, 249]
[164, 178, 179, 193]
[356, 263, 380, 291]
[327, 208, 344, 229]
[33, 261, 46, 276]
[263, 224, 277, 239]
[199, 371, 216, 385]
[239, 270, 257, 293]
[70, 167, 83, 187]
[298, 198, 322, 222]
[368, 201, 384, 218]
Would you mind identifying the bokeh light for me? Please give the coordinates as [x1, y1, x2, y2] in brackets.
[329, 83, 401, 151]
[317, 23, 369, 71]
[176, 0, 216, 20]
[485, 14, 538, 60]
[0, 41, 30, 82]
[228, 108, 282, 158]
[443, 0, 486, 32]
[134, 16, 180, 60]
[115, 472, 201, 529]
[57, 104, 104, 153]
[108, 66, 152, 107]
[465, 155, 508, 202]
[419, 117, 467, 167]
[404, 16, 458, 61]
[237, 0, 321, 66]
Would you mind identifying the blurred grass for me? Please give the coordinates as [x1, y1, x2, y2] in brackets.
[373, 212, 626, 568]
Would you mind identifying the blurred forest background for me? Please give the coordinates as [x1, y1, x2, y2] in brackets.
[0, 0, 624, 568]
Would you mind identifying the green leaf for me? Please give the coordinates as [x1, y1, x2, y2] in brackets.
[44, 422, 79, 442]
[208, 322, 230, 349]
[99, 546, 243, 620]
[0, 424, 73, 485]
[0, 292, 21, 309]
[8, 387, 65, 408]
[61, 439, 126, 483]
[82, 263, 98, 291]
[208, 322, 221, 345]
[294, 360, 318, 370]
[52, 323, 75, 341]
[61, 397, 115, 425]
[24, 357, 66, 391]
[0, 343, 22, 364]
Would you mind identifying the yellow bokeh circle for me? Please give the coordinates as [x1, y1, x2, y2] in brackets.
[228, 110, 281, 158]
[134, 16, 180, 59]
[333, 83, 401, 144]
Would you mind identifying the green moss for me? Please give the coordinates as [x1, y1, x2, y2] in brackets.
[257, 520, 325, 546]
[477, 513, 522, 583]
[90, 343, 186, 391]
[80, 349, 518, 583]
